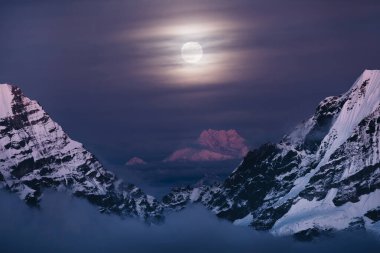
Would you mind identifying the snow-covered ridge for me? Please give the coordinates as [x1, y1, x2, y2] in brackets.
[2, 68, 380, 235]
[162, 70, 380, 238]
[272, 189, 380, 236]
[0, 84, 15, 118]
[0, 84, 162, 220]
[319, 69, 380, 162]
[276, 70, 380, 208]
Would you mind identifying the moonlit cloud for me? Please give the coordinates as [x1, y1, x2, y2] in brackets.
[1, 0, 380, 163]
[113, 16, 258, 85]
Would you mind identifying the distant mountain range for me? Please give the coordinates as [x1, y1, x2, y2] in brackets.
[162, 70, 380, 239]
[1, 70, 379, 239]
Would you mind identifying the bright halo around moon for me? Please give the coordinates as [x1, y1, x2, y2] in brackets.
[181, 41, 203, 64]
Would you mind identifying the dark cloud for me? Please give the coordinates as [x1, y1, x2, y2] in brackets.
[0, 0, 380, 164]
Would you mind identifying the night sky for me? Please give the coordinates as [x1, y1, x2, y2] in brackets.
[1, 0, 380, 164]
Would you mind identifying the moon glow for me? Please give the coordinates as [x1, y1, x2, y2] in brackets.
[181, 42, 203, 64]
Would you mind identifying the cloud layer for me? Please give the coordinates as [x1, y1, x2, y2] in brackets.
[166, 129, 249, 162]
[0, 190, 379, 253]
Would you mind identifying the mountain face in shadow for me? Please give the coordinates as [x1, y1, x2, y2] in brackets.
[0, 84, 162, 221]
[162, 70, 380, 238]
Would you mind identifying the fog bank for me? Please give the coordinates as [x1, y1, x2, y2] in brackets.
[0, 191, 379, 253]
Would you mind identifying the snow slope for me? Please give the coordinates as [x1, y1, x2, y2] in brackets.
[162, 70, 380, 238]
[0, 84, 162, 220]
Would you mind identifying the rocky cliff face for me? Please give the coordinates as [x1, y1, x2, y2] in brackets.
[0, 84, 162, 221]
[2, 70, 380, 235]
[162, 70, 380, 238]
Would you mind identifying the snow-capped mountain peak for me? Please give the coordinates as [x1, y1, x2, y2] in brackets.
[318, 70, 380, 160]
[162, 70, 380, 239]
[0, 84, 162, 220]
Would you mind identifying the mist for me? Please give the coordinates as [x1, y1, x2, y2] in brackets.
[109, 160, 241, 197]
[0, 190, 379, 253]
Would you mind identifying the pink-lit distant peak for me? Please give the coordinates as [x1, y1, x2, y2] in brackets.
[165, 129, 249, 162]
[198, 129, 249, 157]
[126, 157, 147, 166]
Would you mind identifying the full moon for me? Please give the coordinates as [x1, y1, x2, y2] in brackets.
[181, 42, 203, 64]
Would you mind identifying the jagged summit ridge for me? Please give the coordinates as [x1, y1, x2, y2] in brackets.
[319, 69, 380, 159]
[0, 84, 162, 220]
[2, 68, 380, 234]
[273, 69, 380, 209]
[162, 70, 380, 238]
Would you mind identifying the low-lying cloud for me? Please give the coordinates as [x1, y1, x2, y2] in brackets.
[0, 190, 379, 253]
